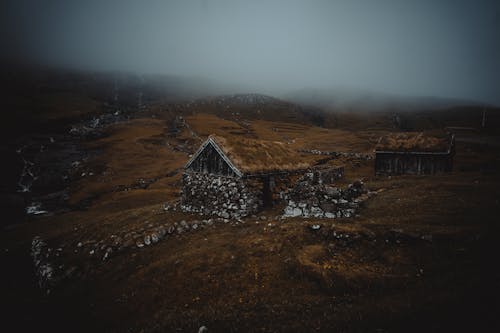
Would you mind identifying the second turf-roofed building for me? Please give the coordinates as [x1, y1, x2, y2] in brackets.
[374, 132, 455, 175]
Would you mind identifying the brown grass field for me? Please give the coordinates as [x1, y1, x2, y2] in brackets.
[1, 98, 500, 332]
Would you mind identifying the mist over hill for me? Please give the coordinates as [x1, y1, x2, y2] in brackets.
[284, 87, 487, 113]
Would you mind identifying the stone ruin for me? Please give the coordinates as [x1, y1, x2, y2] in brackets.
[283, 176, 369, 218]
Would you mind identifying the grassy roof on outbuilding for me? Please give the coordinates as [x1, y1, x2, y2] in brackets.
[375, 132, 454, 153]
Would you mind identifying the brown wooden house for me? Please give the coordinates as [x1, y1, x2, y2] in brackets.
[374, 132, 455, 175]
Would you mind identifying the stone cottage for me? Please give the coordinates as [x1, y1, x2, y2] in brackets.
[181, 135, 312, 218]
[181, 134, 358, 219]
[374, 132, 455, 175]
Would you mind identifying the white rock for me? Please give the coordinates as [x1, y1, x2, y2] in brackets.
[285, 207, 302, 217]
[151, 233, 159, 243]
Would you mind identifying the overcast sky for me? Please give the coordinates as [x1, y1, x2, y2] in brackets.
[1, 0, 499, 104]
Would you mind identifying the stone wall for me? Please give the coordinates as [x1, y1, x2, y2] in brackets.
[181, 172, 262, 219]
[283, 177, 369, 218]
[308, 167, 344, 185]
[182, 166, 353, 220]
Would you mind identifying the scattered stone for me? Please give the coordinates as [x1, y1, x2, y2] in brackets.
[31, 236, 55, 291]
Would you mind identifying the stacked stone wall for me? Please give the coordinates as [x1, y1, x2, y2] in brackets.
[181, 172, 261, 218]
[283, 177, 370, 218]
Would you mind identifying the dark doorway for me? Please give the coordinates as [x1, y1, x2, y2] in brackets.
[262, 176, 273, 207]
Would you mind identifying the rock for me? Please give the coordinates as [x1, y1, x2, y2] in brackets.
[151, 233, 159, 243]
[144, 235, 151, 246]
[421, 234, 433, 242]
[102, 248, 112, 261]
[157, 227, 166, 238]
[310, 206, 324, 217]
[288, 207, 302, 217]
[198, 326, 208, 333]
[311, 224, 321, 230]
[348, 202, 359, 208]
[320, 203, 336, 212]
[325, 187, 341, 198]
[180, 220, 189, 229]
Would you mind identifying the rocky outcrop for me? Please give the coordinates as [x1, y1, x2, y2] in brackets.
[181, 172, 261, 218]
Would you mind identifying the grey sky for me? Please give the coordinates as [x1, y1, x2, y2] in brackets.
[2, 0, 499, 104]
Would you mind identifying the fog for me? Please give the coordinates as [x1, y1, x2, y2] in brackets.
[1, 0, 499, 105]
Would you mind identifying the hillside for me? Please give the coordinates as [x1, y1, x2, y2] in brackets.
[1, 68, 500, 332]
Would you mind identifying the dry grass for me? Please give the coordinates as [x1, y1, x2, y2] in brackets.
[210, 134, 309, 174]
[2, 109, 500, 332]
[375, 131, 453, 152]
[68, 118, 187, 206]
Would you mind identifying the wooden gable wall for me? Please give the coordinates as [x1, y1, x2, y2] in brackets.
[186, 142, 238, 177]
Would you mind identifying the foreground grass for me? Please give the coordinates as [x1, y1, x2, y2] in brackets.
[1, 114, 499, 332]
